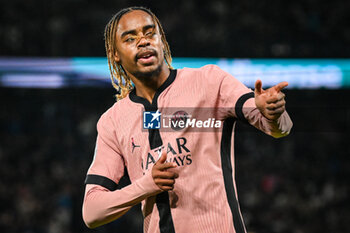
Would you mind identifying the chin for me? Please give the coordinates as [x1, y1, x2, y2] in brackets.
[135, 63, 163, 78]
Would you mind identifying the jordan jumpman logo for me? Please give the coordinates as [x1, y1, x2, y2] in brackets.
[131, 137, 140, 153]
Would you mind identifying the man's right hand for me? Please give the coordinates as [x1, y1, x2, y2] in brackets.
[152, 152, 178, 191]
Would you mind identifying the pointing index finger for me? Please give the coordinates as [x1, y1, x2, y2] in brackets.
[274, 81, 288, 92]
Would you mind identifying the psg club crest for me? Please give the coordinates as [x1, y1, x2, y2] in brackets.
[143, 110, 161, 129]
[170, 111, 189, 131]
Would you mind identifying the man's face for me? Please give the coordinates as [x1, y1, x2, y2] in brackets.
[114, 10, 165, 78]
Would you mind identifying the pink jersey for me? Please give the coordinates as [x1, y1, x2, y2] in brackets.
[82, 65, 293, 232]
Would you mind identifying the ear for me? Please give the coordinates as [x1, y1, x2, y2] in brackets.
[108, 48, 120, 63]
[114, 51, 121, 63]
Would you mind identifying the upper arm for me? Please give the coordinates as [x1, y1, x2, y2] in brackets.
[204, 65, 253, 119]
[85, 111, 125, 190]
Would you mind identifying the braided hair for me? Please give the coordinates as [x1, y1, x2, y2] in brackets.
[104, 6, 173, 101]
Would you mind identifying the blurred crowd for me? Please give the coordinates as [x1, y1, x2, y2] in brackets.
[1, 0, 349, 58]
[0, 88, 348, 233]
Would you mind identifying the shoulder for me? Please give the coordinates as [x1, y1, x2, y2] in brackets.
[97, 96, 133, 130]
[177, 64, 230, 82]
[176, 64, 232, 88]
[178, 64, 225, 76]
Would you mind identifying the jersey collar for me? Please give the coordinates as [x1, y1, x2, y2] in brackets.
[129, 69, 177, 110]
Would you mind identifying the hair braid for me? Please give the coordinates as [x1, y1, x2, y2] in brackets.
[104, 6, 173, 101]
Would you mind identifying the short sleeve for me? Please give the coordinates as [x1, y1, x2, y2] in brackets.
[206, 65, 292, 136]
[204, 65, 253, 119]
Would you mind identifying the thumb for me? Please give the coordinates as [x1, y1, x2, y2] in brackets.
[255, 79, 263, 96]
[156, 151, 167, 164]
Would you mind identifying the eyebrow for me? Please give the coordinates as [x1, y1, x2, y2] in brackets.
[120, 24, 156, 38]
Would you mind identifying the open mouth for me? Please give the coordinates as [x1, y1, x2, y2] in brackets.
[136, 50, 156, 64]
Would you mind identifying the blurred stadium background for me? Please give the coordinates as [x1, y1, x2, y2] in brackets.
[0, 0, 349, 233]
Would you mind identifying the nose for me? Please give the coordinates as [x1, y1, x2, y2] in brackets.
[137, 35, 150, 48]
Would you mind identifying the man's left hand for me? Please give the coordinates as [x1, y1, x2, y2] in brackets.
[254, 80, 288, 121]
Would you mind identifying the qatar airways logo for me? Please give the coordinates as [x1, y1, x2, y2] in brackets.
[143, 110, 222, 131]
[141, 137, 192, 174]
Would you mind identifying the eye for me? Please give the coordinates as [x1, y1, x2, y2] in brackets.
[125, 36, 136, 43]
[145, 31, 155, 38]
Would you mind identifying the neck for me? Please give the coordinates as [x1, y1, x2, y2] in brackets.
[130, 64, 170, 104]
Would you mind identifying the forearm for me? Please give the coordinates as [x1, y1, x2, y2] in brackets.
[243, 98, 293, 138]
[249, 109, 292, 138]
[82, 173, 160, 228]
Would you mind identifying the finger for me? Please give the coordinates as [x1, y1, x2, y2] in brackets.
[254, 79, 263, 96]
[266, 92, 285, 104]
[154, 179, 176, 191]
[159, 185, 175, 191]
[266, 95, 279, 104]
[157, 162, 177, 171]
[273, 81, 288, 92]
[267, 106, 285, 115]
[154, 171, 179, 179]
[266, 99, 285, 110]
[154, 178, 176, 186]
